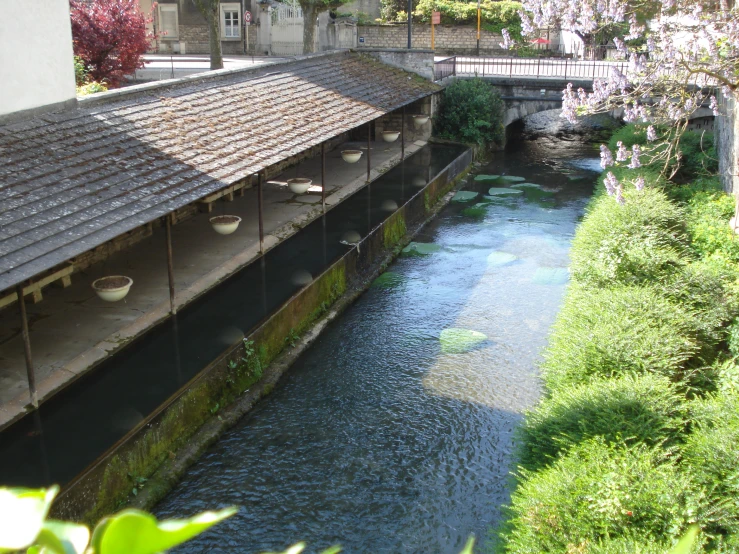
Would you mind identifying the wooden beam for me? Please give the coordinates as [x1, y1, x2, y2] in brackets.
[165, 216, 176, 315]
[321, 142, 326, 213]
[17, 283, 38, 408]
[258, 172, 264, 254]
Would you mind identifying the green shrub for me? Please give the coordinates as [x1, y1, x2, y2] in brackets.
[685, 189, 739, 264]
[389, 0, 522, 37]
[517, 374, 687, 473]
[542, 284, 699, 391]
[675, 131, 718, 180]
[728, 320, 739, 358]
[434, 78, 504, 146]
[667, 175, 723, 204]
[76, 81, 108, 96]
[570, 187, 688, 288]
[683, 392, 739, 544]
[502, 438, 692, 553]
[607, 123, 651, 151]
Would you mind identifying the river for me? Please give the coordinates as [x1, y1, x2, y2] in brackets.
[156, 116, 603, 553]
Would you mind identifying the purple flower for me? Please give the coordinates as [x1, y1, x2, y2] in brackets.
[710, 95, 719, 116]
[616, 141, 628, 162]
[629, 144, 641, 168]
[500, 29, 513, 50]
[647, 125, 657, 141]
[600, 145, 614, 169]
[604, 171, 619, 195]
[634, 176, 645, 191]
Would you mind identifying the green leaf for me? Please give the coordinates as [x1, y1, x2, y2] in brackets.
[669, 525, 700, 554]
[473, 174, 501, 182]
[34, 521, 89, 554]
[459, 535, 475, 554]
[90, 507, 237, 554]
[0, 486, 59, 552]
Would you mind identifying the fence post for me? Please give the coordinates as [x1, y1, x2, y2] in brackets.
[564, 58, 568, 80]
[537, 57, 541, 78]
[509, 56, 513, 78]
[592, 59, 597, 79]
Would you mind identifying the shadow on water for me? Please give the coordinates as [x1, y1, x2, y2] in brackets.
[155, 124, 601, 553]
[0, 143, 466, 488]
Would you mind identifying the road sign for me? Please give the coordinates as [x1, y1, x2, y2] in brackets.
[359, 36, 365, 43]
[431, 11, 441, 24]
[244, 10, 252, 24]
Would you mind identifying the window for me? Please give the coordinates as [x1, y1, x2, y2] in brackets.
[158, 4, 178, 40]
[220, 3, 241, 39]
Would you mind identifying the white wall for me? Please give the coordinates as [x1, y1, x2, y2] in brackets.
[0, 0, 76, 118]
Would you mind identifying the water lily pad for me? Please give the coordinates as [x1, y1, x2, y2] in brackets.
[402, 242, 442, 256]
[440, 328, 488, 354]
[497, 175, 527, 182]
[521, 187, 556, 202]
[474, 174, 501, 182]
[488, 187, 524, 196]
[372, 271, 404, 289]
[533, 267, 570, 285]
[487, 251, 518, 266]
[452, 191, 479, 203]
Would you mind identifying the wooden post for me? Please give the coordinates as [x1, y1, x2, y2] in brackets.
[165, 216, 176, 315]
[258, 172, 264, 253]
[367, 121, 371, 183]
[321, 142, 326, 213]
[17, 284, 38, 408]
[401, 106, 405, 159]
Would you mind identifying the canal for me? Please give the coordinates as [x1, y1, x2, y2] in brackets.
[156, 120, 603, 553]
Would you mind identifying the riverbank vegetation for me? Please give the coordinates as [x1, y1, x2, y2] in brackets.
[496, 124, 739, 552]
[434, 78, 505, 147]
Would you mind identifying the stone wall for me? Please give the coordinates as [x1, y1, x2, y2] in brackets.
[717, 95, 738, 194]
[158, 24, 257, 55]
[357, 24, 508, 55]
[362, 48, 435, 80]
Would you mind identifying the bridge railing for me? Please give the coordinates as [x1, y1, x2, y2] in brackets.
[433, 55, 627, 82]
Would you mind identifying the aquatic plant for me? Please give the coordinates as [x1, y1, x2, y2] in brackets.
[439, 328, 488, 354]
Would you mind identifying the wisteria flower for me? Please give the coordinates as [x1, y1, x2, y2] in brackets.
[600, 145, 614, 169]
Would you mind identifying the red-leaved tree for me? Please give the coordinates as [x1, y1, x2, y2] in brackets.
[70, 0, 155, 88]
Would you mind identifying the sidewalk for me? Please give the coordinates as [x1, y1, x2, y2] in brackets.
[0, 138, 426, 429]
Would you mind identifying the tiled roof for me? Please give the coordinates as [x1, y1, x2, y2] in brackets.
[0, 52, 439, 292]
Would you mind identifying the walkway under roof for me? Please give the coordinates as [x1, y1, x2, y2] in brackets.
[0, 51, 440, 293]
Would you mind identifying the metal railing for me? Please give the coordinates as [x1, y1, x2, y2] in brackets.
[434, 55, 627, 82]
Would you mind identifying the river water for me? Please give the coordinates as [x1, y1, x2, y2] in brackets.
[157, 119, 602, 553]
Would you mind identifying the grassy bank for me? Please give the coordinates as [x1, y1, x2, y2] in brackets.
[496, 125, 739, 552]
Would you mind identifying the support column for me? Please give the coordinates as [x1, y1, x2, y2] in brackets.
[17, 284, 38, 408]
[165, 215, 176, 315]
[321, 142, 326, 213]
[401, 106, 405, 159]
[367, 121, 372, 183]
[258, 172, 265, 254]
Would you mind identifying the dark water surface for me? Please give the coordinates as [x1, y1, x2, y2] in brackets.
[156, 129, 601, 553]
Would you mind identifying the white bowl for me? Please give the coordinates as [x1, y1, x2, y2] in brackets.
[287, 178, 312, 194]
[210, 215, 242, 235]
[341, 150, 363, 163]
[412, 115, 429, 127]
[92, 276, 133, 302]
[382, 131, 400, 143]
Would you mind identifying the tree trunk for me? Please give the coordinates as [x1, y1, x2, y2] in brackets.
[207, 2, 224, 70]
[301, 3, 318, 54]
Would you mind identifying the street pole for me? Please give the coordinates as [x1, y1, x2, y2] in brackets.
[476, 0, 480, 56]
[407, 0, 412, 49]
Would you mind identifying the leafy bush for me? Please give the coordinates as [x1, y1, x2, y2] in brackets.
[502, 438, 692, 553]
[412, 0, 523, 37]
[434, 78, 504, 146]
[607, 123, 651, 151]
[683, 392, 739, 544]
[667, 175, 723, 203]
[76, 81, 109, 96]
[570, 187, 688, 288]
[517, 374, 687, 472]
[542, 284, 699, 391]
[685, 189, 739, 264]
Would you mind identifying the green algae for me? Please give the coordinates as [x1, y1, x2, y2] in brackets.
[487, 251, 518, 267]
[487, 187, 524, 196]
[372, 271, 405, 289]
[383, 211, 407, 249]
[402, 242, 442, 256]
[533, 267, 570, 285]
[440, 328, 488, 354]
[452, 191, 479, 203]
